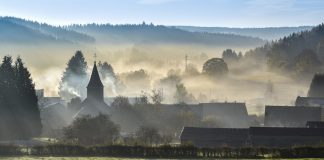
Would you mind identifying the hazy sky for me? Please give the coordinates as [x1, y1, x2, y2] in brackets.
[0, 0, 323, 27]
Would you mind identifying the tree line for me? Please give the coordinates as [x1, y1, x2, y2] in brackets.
[0, 56, 41, 140]
[245, 23, 324, 77]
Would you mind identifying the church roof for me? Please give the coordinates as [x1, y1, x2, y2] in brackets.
[87, 62, 103, 88]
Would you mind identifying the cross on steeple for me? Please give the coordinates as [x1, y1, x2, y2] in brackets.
[94, 53, 97, 63]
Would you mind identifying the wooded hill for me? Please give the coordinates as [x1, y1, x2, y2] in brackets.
[0, 17, 264, 47]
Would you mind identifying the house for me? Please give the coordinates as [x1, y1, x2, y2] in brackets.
[158, 102, 250, 128]
[295, 96, 324, 107]
[306, 121, 324, 128]
[264, 106, 321, 127]
[180, 126, 324, 148]
[199, 102, 250, 128]
[40, 103, 71, 137]
[180, 127, 249, 148]
[295, 96, 324, 120]
[250, 127, 324, 147]
[36, 89, 65, 108]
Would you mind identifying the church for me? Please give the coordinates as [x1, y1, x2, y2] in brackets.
[73, 61, 111, 118]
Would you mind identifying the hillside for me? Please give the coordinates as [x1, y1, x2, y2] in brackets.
[0, 17, 95, 44]
[176, 26, 312, 40]
[68, 23, 265, 47]
[245, 23, 324, 77]
[0, 17, 265, 48]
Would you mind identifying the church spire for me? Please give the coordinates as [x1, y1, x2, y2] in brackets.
[87, 61, 104, 101]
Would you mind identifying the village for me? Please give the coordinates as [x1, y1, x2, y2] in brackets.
[35, 58, 324, 148]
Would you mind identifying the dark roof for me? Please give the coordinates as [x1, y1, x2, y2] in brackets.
[180, 127, 249, 148]
[181, 127, 249, 138]
[295, 96, 324, 106]
[306, 121, 324, 128]
[87, 62, 103, 88]
[250, 127, 324, 137]
[264, 106, 321, 127]
[199, 103, 249, 128]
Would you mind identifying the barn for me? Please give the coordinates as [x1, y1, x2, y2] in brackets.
[264, 106, 321, 127]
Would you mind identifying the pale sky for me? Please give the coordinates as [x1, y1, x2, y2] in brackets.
[0, 0, 324, 27]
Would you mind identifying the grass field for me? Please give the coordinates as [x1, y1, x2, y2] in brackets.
[0, 158, 144, 160]
[0, 158, 323, 160]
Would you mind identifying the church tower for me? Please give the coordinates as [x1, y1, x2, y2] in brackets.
[74, 58, 110, 119]
[87, 62, 104, 101]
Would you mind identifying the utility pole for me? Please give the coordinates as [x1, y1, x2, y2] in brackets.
[185, 55, 189, 72]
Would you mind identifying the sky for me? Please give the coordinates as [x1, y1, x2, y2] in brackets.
[0, 0, 324, 27]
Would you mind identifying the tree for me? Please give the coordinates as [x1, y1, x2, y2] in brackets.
[135, 126, 161, 146]
[125, 69, 151, 91]
[135, 91, 149, 105]
[98, 61, 117, 79]
[14, 57, 42, 138]
[174, 83, 188, 104]
[222, 49, 238, 63]
[0, 56, 17, 139]
[202, 58, 229, 77]
[111, 96, 131, 109]
[151, 89, 163, 105]
[98, 61, 122, 95]
[59, 51, 88, 100]
[291, 49, 322, 76]
[308, 73, 324, 97]
[238, 52, 243, 60]
[64, 114, 120, 146]
[0, 56, 42, 140]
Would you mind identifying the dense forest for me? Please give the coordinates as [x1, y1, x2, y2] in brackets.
[176, 26, 312, 40]
[245, 23, 324, 78]
[0, 17, 94, 44]
[0, 17, 264, 47]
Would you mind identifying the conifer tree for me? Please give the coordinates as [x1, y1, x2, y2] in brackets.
[15, 57, 42, 138]
[308, 73, 324, 97]
[0, 56, 42, 140]
[59, 51, 88, 100]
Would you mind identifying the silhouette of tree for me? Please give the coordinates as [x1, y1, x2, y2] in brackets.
[202, 58, 228, 77]
[135, 126, 161, 146]
[151, 89, 163, 105]
[291, 49, 321, 76]
[111, 96, 131, 109]
[174, 83, 188, 104]
[0, 56, 41, 140]
[308, 73, 324, 97]
[59, 51, 88, 100]
[64, 114, 120, 146]
[14, 57, 42, 138]
[98, 61, 116, 79]
[135, 91, 149, 105]
[222, 49, 238, 63]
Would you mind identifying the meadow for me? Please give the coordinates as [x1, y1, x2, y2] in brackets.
[0, 157, 323, 160]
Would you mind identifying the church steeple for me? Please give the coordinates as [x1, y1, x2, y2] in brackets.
[87, 61, 104, 101]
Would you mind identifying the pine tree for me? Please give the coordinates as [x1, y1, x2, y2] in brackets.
[15, 57, 42, 138]
[59, 51, 88, 100]
[98, 61, 117, 79]
[0, 56, 42, 140]
[308, 73, 324, 97]
[0, 56, 17, 139]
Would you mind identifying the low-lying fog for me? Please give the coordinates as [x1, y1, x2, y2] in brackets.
[0, 43, 311, 115]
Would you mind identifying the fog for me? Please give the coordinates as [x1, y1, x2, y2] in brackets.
[0, 43, 311, 115]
